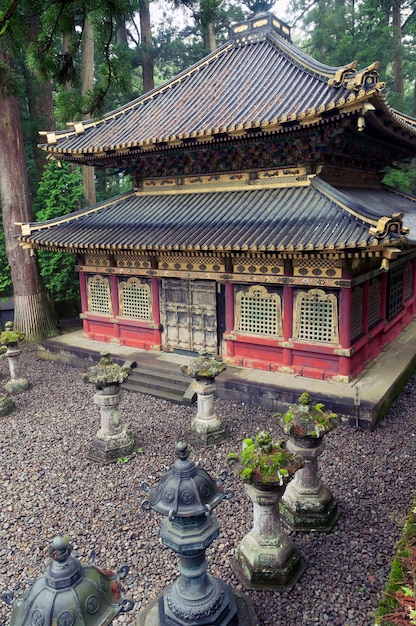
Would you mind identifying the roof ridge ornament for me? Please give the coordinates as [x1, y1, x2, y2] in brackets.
[231, 10, 291, 43]
[243, 0, 275, 16]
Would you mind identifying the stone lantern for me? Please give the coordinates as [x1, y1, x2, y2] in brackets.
[275, 392, 340, 532]
[181, 352, 226, 445]
[228, 432, 306, 590]
[84, 351, 136, 463]
[0, 322, 30, 394]
[2, 533, 134, 626]
[138, 442, 258, 626]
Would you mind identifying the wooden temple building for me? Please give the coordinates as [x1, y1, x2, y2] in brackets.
[19, 9, 416, 383]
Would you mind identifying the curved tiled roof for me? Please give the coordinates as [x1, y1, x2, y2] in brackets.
[39, 14, 414, 161]
[19, 178, 413, 254]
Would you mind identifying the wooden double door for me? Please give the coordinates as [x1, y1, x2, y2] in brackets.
[160, 279, 221, 354]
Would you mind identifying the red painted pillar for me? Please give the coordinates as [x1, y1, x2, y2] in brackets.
[79, 272, 90, 334]
[339, 287, 351, 347]
[225, 282, 235, 357]
[151, 277, 162, 348]
[282, 284, 293, 366]
[79, 272, 88, 313]
[338, 287, 351, 378]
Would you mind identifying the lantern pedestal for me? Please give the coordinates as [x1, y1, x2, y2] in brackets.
[280, 437, 339, 532]
[232, 484, 306, 590]
[137, 588, 259, 626]
[191, 379, 226, 445]
[88, 385, 135, 463]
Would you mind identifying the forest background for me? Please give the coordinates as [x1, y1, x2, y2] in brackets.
[0, 0, 415, 339]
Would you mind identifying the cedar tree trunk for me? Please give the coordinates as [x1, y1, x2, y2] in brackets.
[139, 0, 154, 93]
[0, 52, 57, 340]
[81, 16, 96, 205]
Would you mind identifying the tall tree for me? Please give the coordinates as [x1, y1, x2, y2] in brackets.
[139, 0, 155, 91]
[0, 0, 139, 339]
[81, 16, 96, 205]
[0, 50, 57, 339]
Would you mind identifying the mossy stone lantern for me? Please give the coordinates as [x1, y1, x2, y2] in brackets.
[139, 442, 258, 626]
[181, 352, 227, 445]
[2, 534, 134, 626]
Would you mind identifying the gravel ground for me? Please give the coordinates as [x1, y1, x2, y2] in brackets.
[0, 343, 414, 626]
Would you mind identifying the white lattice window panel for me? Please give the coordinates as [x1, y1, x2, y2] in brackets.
[234, 286, 282, 336]
[293, 289, 339, 343]
[87, 275, 112, 314]
[119, 278, 152, 320]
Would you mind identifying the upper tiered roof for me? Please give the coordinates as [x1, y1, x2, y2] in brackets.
[38, 12, 416, 168]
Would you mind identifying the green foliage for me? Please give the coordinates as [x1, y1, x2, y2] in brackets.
[116, 447, 143, 464]
[33, 161, 84, 220]
[275, 393, 339, 438]
[375, 496, 416, 624]
[227, 431, 304, 487]
[0, 216, 12, 299]
[33, 161, 84, 303]
[383, 161, 416, 196]
[0, 322, 25, 345]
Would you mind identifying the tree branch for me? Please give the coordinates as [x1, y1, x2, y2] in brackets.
[0, 0, 21, 35]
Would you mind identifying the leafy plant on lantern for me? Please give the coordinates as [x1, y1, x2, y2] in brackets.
[0, 322, 25, 347]
[275, 392, 339, 438]
[227, 430, 304, 488]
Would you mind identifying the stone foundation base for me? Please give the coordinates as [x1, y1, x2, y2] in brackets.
[231, 553, 307, 592]
[191, 416, 226, 445]
[280, 494, 340, 532]
[231, 529, 307, 591]
[4, 378, 30, 394]
[88, 428, 136, 463]
[137, 587, 258, 626]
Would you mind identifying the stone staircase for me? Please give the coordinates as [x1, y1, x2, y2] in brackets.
[122, 358, 196, 405]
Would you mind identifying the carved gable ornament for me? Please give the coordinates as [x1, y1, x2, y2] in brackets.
[369, 213, 409, 240]
[328, 62, 385, 93]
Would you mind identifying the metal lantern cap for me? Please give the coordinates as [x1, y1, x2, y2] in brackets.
[3, 534, 134, 626]
[143, 442, 229, 519]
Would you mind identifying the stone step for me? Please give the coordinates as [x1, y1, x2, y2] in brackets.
[122, 365, 195, 405]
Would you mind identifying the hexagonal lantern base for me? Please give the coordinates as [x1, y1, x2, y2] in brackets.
[87, 427, 136, 463]
[280, 484, 340, 532]
[137, 586, 258, 626]
[231, 533, 307, 591]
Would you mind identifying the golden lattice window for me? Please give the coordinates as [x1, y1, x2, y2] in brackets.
[293, 289, 339, 343]
[87, 275, 112, 315]
[234, 286, 283, 336]
[119, 278, 152, 320]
